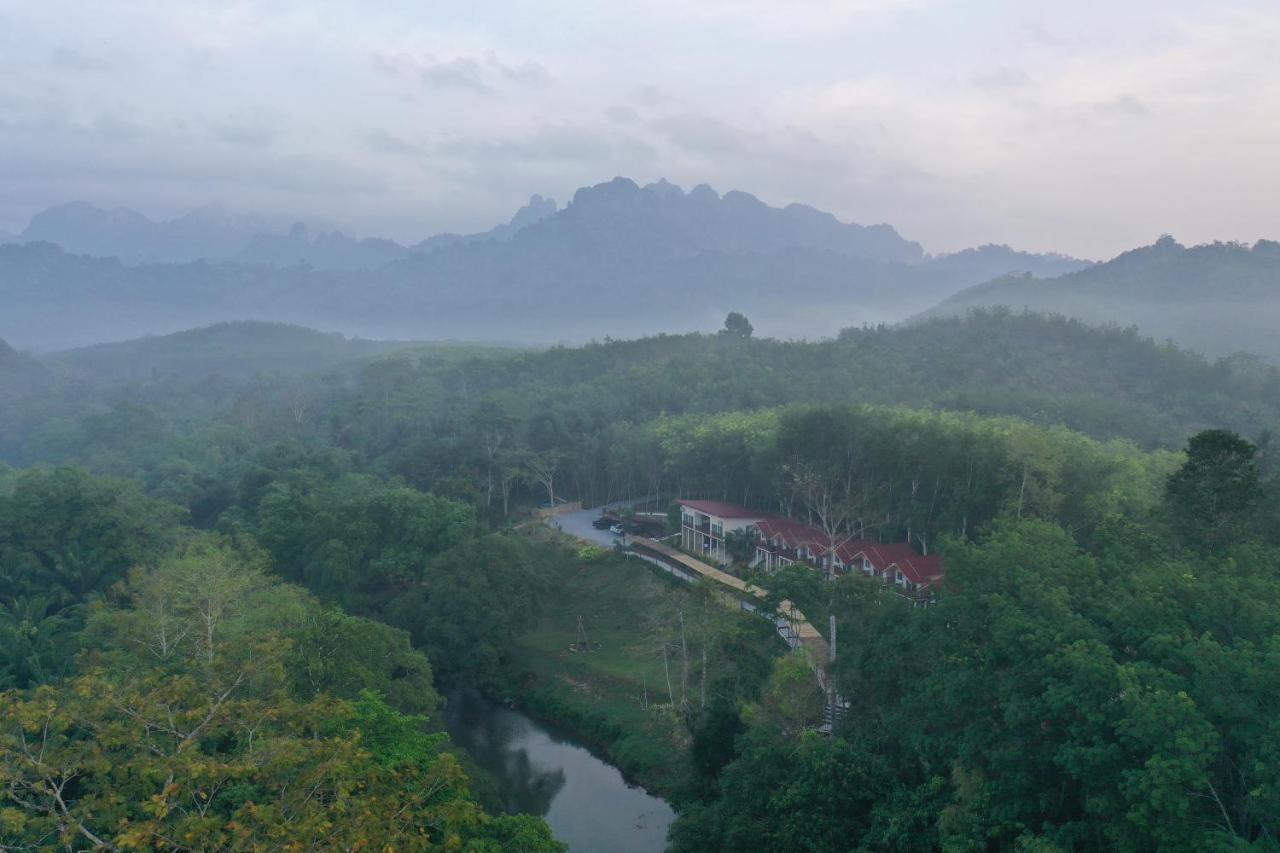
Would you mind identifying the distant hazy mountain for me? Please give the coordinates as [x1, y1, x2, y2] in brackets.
[926, 244, 1088, 281]
[17, 202, 288, 264]
[0, 178, 1092, 350]
[522, 177, 924, 262]
[10, 194, 564, 270]
[919, 236, 1280, 360]
[236, 223, 409, 270]
[413, 194, 559, 253]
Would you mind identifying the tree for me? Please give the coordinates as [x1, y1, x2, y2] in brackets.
[722, 311, 754, 338]
[789, 464, 856, 579]
[527, 450, 562, 508]
[1164, 429, 1264, 551]
[0, 596, 78, 689]
[286, 606, 441, 715]
[0, 541, 565, 851]
[691, 696, 745, 780]
[724, 528, 756, 565]
[382, 535, 552, 682]
[748, 651, 825, 736]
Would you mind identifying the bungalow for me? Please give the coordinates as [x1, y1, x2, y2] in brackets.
[677, 498, 944, 601]
[677, 499, 770, 565]
[753, 517, 837, 573]
[832, 542, 944, 599]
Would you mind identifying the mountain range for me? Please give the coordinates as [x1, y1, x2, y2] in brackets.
[0, 177, 1093, 350]
[3, 195, 565, 270]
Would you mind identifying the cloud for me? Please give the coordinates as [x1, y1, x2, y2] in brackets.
[90, 113, 143, 140]
[649, 113, 747, 156]
[629, 85, 671, 108]
[434, 123, 655, 166]
[372, 50, 551, 95]
[972, 66, 1032, 90]
[1, 1, 1278, 254]
[366, 130, 424, 157]
[421, 57, 490, 92]
[1093, 93, 1150, 116]
[212, 116, 278, 147]
[49, 45, 112, 72]
[494, 57, 552, 85]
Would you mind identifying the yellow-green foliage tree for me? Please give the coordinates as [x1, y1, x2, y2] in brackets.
[0, 537, 563, 851]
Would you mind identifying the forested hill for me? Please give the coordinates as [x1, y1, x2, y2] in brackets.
[5, 311, 1279, 465]
[46, 322, 427, 384]
[920, 236, 1280, 360]
[348, 309, 1280, 454]
[0, 338, 52, 403]
[1, 179, 1089, 350]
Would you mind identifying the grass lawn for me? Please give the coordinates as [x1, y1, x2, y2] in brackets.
[498, 544, 782, 795]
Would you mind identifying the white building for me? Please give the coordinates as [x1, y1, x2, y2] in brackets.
[677, 499, 769, 565]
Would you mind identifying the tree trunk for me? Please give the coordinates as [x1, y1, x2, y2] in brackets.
[700, 642, 707, 710]
[662, 646, 675, 706]
[679, 611, 689, 711]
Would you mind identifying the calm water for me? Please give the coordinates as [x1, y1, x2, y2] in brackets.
[443, 689, 674, 853]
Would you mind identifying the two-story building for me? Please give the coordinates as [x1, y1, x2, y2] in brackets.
[677, 499, 770, 565]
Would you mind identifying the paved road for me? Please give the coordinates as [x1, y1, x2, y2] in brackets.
[550, 501, 624, 547]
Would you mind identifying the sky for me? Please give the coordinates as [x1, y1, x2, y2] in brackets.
[1, 0, 1277, 258]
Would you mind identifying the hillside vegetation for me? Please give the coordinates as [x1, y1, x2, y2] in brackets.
[47, 322, 423, 383]
[4, 307, 1280, 851]
[5, 310, 1279, 477]
[923, 237, 1280, 360]
[342, 308, 1280, 454]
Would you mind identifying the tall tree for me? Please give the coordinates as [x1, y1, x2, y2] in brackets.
[721, 312, 754, 338]
[1164, 429, 1264, 551]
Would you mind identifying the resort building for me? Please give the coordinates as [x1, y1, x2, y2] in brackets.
[677, 499, 770, 565]
[680, 498, 944, 601]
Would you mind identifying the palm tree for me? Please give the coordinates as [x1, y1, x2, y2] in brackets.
[0, 596, 78, 689]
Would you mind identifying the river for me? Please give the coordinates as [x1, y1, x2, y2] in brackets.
[443, 689, 675, 852]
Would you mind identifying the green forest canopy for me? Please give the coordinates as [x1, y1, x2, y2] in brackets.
[3, 308, 1280, 850]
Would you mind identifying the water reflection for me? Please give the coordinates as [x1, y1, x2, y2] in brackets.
[444, 689, 674, 852]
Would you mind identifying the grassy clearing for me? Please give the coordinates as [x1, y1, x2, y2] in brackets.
[497, 544, 782, 795]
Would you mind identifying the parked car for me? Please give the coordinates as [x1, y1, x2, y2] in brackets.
[609, 524, 624, 535]
[592, 516, 612, 530]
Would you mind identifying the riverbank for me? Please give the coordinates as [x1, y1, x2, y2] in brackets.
[444, 688, 675, 853]
[494, 537, 782, 798]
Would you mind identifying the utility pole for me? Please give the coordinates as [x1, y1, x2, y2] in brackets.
[828, 615, 838, 734]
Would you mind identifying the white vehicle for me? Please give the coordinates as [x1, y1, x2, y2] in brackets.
[609, 524, 624, 535]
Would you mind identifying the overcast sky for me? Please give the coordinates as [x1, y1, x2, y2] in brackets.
[1, 0, 1277, 257]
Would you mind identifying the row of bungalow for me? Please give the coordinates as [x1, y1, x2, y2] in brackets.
[676, 499, 944, 600]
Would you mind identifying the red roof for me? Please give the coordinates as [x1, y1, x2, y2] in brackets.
[742, 510, 945, 587]
[826, 540, 945, 586]
[754, 517, 817, 546]
[755, 520, 881, 561]
[857, 543, 943, 585]
[677, 499, 769, 520]
[832, 538, 881, 563]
